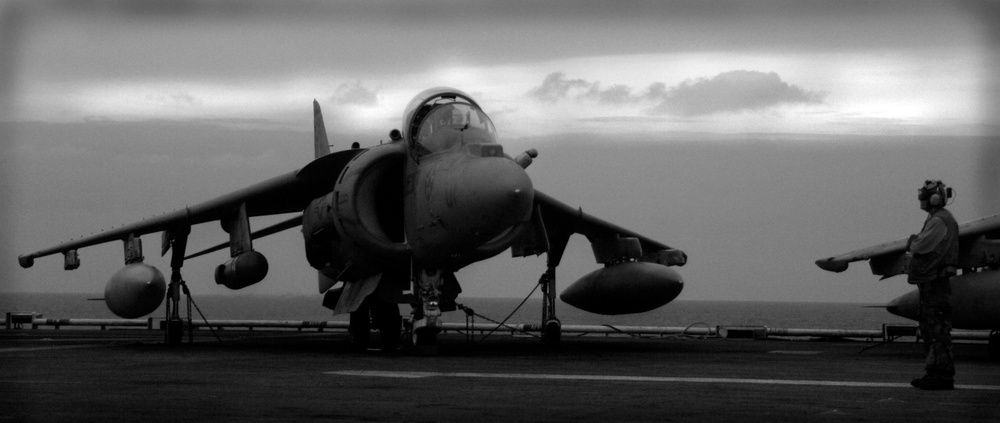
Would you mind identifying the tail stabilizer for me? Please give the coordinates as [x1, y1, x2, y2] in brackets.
[313, 99, 331, 158]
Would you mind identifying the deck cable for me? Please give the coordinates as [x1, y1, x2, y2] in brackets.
[857, 341, 891, 355]
[594, 321, 712, 340]
[181, 282, 224, 344]
[676, 322, 713, 339]
[456, 281, 542, 343]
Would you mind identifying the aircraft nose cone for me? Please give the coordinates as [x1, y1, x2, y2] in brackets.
[885, 304, 899, 315]
[459, 157, 534, 237]
[885, 291, 919, 321]
[493, 168, 533, 214]
[885, 298, 901, 316]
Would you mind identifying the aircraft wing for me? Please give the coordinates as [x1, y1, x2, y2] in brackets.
[514, 190, 687, 267]
[815, 213, 1000, 278]
[18, 149, 364, 268]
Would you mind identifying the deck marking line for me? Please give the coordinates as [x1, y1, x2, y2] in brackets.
[768, 350, 822, 355]
[0, 344, 111, 353]
[326, 370, 1000, 391]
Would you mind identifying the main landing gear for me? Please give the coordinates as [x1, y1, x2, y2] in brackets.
[353, 266, 563, 352]
[401, 267, 563, 349]
[349, 298, 402, 351]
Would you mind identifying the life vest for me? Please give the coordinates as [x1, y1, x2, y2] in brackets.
[907, 208, 959, 284]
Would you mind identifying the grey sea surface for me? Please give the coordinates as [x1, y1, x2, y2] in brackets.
[1, 292, 912, 331]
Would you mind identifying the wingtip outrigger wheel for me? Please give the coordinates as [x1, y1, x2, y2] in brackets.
[163, 225, 191, 345]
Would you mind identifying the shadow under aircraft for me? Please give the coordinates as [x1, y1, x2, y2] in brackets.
[19, 88, 687, 349]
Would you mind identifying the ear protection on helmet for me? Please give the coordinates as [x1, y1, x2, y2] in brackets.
[919, 180, 953, 207]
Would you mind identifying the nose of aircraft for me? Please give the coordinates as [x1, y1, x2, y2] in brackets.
[884, 301, 899, 316]
[456, 156, 534, 239]
[885, 291, 918, 320]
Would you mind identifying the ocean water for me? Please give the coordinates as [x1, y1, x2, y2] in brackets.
[0, 292, 913, 330]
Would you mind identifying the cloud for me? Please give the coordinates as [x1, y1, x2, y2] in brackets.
[330, 81, 379, 106]
[582, 83, 636, 105]
[528, 70, 827, 116]
[527, 72, 590, 103]
[647, 70, 827, 116]
[143, 91, 202, 107]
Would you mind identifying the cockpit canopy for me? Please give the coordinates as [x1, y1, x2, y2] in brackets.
[402, 88, 498, 157]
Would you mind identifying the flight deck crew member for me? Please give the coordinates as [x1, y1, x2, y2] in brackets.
[906, 180, 959, 391]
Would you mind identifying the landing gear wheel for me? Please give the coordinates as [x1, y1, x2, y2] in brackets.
[349, 305, 371, 351]
[411, 326, 440, 355]
[371, 300, 401, 352]
[989, 330, 1000, 360]
[543, 319, 561, 345]
[414, 327, 438, 346]
[167, 318, 184, 345]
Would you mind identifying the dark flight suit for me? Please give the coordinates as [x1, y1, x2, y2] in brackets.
[907, 207, 959, 385]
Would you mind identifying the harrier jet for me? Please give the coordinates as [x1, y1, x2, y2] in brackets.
[816, 213, 1000, 354]
[19, 88, 687, 349]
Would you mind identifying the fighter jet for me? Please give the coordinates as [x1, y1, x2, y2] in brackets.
[815, 213, 1000, 355]
[18, 88, 687, 349]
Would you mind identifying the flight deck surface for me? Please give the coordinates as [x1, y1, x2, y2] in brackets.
[1, 329, 998, 422]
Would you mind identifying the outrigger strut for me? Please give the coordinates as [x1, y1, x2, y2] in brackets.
[540, 267, 561, 343]
[164, 226, 190, 345]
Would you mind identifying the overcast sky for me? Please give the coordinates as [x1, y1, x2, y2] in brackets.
[2, 1, 999, 308]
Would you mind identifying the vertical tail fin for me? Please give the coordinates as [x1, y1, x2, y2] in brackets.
[313, 99, 331, 159]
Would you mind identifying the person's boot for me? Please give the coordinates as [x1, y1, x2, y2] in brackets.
[910, 375, 954, 390]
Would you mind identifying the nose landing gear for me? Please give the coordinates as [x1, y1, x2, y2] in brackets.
[408, 268, 444, 349]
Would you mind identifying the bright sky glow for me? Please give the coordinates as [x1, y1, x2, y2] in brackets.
[4, 1, 995, 138]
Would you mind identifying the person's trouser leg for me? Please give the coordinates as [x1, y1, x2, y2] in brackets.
[917, 279, 954, 388]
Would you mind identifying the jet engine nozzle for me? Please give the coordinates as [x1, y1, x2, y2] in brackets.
[104, 263, 167, 318]
[215, 251, 269, 290]
[561, 262, 683, 315]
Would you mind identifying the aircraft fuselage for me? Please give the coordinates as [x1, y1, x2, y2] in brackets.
[886, 270, 1000, 330]
[302, 88, 535, 286]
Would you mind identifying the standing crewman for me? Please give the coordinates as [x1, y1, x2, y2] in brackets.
[906, 180, 959, 390]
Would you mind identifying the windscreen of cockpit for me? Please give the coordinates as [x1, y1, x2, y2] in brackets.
[414, 103, 497, 156]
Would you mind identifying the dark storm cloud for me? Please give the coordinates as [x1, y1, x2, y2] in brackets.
[330, 81, 378, 106]
[529, 70, 827, 116]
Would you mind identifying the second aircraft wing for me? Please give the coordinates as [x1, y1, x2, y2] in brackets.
[815, 213, 1000, 278]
